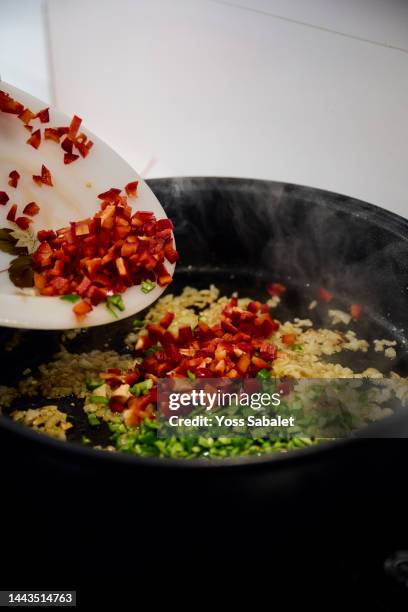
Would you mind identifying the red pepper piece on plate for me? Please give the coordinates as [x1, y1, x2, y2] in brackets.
[125, 181, 138, 197]
[15, 216, 32, 230]
[8, 171, 20, 188]
[27, 129, 41, 149]
[23, 202, 40, 216]
[36, 108, 49, 123]
[64, 152, 79, 164]
[0, 191, 9, 206]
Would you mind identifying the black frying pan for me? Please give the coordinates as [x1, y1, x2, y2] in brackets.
[1, 178, 408, 580]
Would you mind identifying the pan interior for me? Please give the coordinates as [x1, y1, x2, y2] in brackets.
[1, 178, 408, 454]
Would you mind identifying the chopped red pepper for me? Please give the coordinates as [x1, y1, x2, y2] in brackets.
[44, 128, 61, 143]
[41, 165, 53, 186]
[23, 202, 40, 216]
[267, 283, 286, 297]
[350, 303, 362, 320]
[1, 90, 94, 164]
[164, 241, 179, 264]
[26, 129, 41, 149]
[125, 181, 138, 197]
[33, 242, 53, 266]
[76, 139, 93, 158]
[0, 90, 24, 115]
[68, 115, 82, 139]
[18, 108, 35, 124]
[159, 312, 175, 329]
[34, 271, 46, 291]
[73, 300, 93, 318]
[281, 333, 296, 346]
[251, 356, 269, 370]
[157, 218, 173, 231]
[32, 183, 177, 318]
[36, 107, 49, 123]
[109, 398, 125, 413]
[156, 262, 173, 287]
[318, 287, 333, 303]
[2, 93, 175, 318]
[98, 188, 121, 202]
[6, 204, 17, 222]
[117, 295, 280, 423]
[37, 230, 56, 242]
[15, 216, 32, 230]
[61, 137, 73, 154]
[0, 191, 9, 206]
[8, 170, 20, 188]
[64, 152, 79, 164]
[259, 342, 277, 360]
[247, 301, 262, 313]
[237, 353, 251, 373]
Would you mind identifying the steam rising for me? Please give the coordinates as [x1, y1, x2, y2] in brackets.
[149, 177, 408, 351]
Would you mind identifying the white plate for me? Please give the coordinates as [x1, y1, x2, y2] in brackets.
[0, 82, 175, 330]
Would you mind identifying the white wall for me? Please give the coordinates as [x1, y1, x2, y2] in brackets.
[45, 0, 408, 216]
[1, 0, 408, 216]
[214, 0, 408, 50]
[0, 0, 50, 101]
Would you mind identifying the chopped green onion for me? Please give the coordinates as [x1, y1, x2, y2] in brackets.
[130, 378, 153, 397]
[88, 395, 109, 405]
[87, 413, 101, 426]
[187, 370, 196, 380]
[256, 368, 270, 380]
[108, 417, 322, 458]
[86, 379, 103, 391]
[291, 344, 303, 352]
[22, 368, 31, 376]
[60, 294, 80, 303]
[108, 294, 125, 310]
[106, 294, 125, 318]
[108, 421, 127, 434]
[141, 279, 156, 294]
[81, 435, 91, 444]
[106, 305, 118, 318]
[132, 319, 145, 329]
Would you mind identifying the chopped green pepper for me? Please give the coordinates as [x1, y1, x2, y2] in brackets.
[132, 319, 145, 329]
[87, 413, 101, 426]
[86, 379, 104, 391]
[106, 294, 126, 318]
[130, 378, 153, 396]
[187, 370, 196, 380]
[88, 395, 109, 405]
[256, 368, 270, 380]
[110, 418, 320, 459]
[60, 294, 80, 303]
[141, 280, 156, 294]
